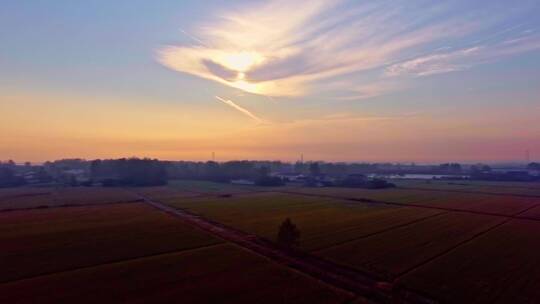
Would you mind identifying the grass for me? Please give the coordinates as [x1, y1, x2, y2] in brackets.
[399, 219, 540, 303]
[0, 203, 220, 283]
[0, 244, 351, 304]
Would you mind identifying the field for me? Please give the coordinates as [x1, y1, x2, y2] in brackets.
[399, 219, 540, 303]
[287, 186, 540, 215]
[164, 192, 440, 251]
[317, 212, 503, 279]
[0, 187, 139, 211]
[0, 190, 352, 303]
[157, 180, 540, 302]
[0, 203, 221, 283]
[0, 244, 349, 304]
[2, 180, 540, 303]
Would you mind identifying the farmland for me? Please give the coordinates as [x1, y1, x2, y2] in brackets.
[0, 203, 221, 282]
[0, 189, 352, 304]
[163, 192, 441, 251]
[0, 187, 139, 211]
[156, 180, 540, 302]
[2, 180, 540, 303]
[0, 244, 349, 304]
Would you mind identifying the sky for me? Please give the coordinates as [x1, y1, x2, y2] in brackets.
[1, 0, 540, 163]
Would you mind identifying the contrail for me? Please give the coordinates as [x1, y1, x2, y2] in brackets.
[215, 96, 263, 123]
[179, 28, 208, 47]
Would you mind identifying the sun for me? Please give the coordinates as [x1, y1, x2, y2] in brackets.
[217, 51, 265, 72]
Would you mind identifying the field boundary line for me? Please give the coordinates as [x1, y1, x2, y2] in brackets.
[312, 211, 448, 252]
[0, 243, 225, 285]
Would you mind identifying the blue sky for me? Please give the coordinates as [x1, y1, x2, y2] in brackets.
[1, 1, 540, 162]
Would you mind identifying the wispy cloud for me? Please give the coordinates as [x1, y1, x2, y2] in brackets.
[157, 1, 476, 98]
[158, 0, 538, 100]
[215, 96, 263, 123]
[386, 47, 482, 77]
[386, 34, 540, 77]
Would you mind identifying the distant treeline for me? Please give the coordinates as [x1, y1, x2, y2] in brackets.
[2, 158, 540, 188]
[90, 158, 167, 186]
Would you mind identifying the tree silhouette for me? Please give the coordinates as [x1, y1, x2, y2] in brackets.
[277, 218, 300, 249]
[309, 162, 321, 176]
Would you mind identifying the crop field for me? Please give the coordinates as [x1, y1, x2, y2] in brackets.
[167, 180, 288, 194]
[0, 203, 221, 282]
[0, 244, 350, 304]
[392, 179, 540, 196]
[398, 219, 540, 303]
[133, 185, 202, 200]
[155, 180, 540, 302]
[164, 192, 440, 251]
[285, 187, 540, 216]
[0, 187, 139, 211]
[317, 212, 503, 279]
[0, 187, 53, 200]
[3, 180, 540, 303]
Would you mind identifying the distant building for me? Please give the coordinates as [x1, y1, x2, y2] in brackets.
[230, 179, 255, 185]
[273, 173, 306, 182]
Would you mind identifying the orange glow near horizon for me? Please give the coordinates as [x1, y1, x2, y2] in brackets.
[2, 92, 539, 163]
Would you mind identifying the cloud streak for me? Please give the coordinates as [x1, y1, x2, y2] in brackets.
[386, 34, 540, 77]
[215, 96, 263, 123]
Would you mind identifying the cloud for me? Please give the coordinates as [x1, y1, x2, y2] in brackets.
[385, 47, 482, 77]
[157, 1, 482, 98]
[386, 34, 540, 77]
[215, 96, 263, 124]
[158, 0, 538, 100]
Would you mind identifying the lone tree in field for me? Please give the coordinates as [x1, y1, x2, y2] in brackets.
[277, 218, 300, 249]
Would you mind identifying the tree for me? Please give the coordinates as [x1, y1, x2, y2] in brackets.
[258, 166, 270, 179]
[528, 163, 540, 170]
[309, 162, 321, 176]
[0, 167, 26, 188]
[277, 218, 300, 249]
[294, 161, 305, 174]
[255, 166, 284, 186]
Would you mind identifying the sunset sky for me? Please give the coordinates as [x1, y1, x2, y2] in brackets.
[1, 0, 540, 163]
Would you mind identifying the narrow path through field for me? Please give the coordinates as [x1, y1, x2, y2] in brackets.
[136, 193, 437, 304]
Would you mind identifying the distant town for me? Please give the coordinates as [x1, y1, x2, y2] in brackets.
[1, 158, 539, 189]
